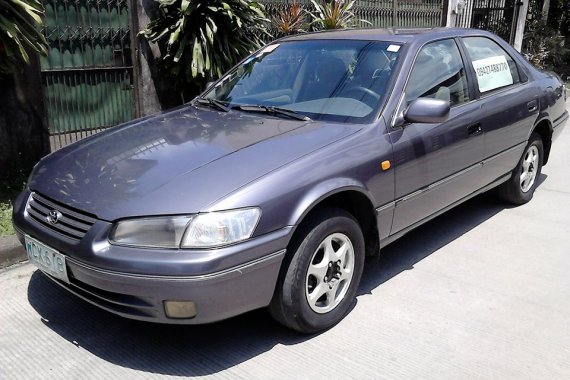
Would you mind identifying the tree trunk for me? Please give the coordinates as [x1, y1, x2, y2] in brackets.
[0, 54, 49, 188]
[542, 0, 551, 21]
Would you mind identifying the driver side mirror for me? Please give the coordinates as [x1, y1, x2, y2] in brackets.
[404, 98, 450, 124]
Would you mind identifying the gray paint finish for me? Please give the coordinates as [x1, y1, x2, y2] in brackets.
[26, 107, 360, 222]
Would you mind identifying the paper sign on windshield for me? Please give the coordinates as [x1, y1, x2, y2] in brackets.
[260, 44, 280, 54]
[471, 55, 513, 93]
[387, 44, 400, 52]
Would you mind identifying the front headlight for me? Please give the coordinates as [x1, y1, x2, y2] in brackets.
[181, 208, 261, 248]
[110, 216, 193, 248]
[109, 208, 261, 249]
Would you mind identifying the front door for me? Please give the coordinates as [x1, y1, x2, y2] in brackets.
[389, 38, 484, 234]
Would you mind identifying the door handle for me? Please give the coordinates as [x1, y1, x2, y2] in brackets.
[527, 100, 538, 112]
[467, 123, 482, 136]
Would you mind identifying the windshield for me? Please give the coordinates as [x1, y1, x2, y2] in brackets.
[203, 40, 401, 123]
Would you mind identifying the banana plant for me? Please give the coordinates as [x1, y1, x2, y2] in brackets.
[141, 0, 270, 96]
[0, 0, 48, 74]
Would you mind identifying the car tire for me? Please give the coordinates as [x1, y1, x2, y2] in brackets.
[269, 208, 365, 334]
[498, 133, 544, 205]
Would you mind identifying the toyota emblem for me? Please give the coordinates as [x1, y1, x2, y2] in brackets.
[47, 210, 62, 224]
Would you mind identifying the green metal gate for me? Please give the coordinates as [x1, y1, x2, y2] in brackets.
[40, 0, 136, 150]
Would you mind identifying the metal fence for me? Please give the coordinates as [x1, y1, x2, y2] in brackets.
[454, 0, 522, 44]
[39, 0, 136, 151]
[40, 0, 445, 151]
[262, 0, 445, 31]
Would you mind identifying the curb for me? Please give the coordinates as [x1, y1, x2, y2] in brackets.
[0, 235, 27, 269]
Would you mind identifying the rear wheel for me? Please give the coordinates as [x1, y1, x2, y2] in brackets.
[498, 133, 544, 204]
[269, 208, 365, 333]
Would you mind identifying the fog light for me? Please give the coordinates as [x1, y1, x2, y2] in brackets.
[164, 301, 197, 319]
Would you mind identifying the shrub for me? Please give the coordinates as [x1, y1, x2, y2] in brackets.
[309, 0, 370, 30]
[0, 202, 14, 237]
[523, 19, 568, 72]
[523, 0, 570, 79]
[271, 1, 308, 38]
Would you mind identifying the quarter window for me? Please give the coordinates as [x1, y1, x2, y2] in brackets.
[405, 39, 470, 107]
[462, 37, 520, 93]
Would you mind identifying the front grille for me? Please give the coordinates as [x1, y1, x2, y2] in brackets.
[26, 192, 97, 240]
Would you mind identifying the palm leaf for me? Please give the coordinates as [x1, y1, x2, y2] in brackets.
[140, 0, 269, 93]
[0, 0, 47, 73]
[309, 0, 368, 30]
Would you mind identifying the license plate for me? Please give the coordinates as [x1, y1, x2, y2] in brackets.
[25, 235, 69, 283]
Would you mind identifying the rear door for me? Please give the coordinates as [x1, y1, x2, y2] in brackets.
[389, 38, 485, 234]
[460, 36, 540, 185]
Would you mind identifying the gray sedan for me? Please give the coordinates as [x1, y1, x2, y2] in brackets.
[13, 28, 568, 333]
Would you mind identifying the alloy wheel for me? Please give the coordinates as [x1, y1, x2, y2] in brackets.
[520, 145, 539, 193]
[305, 233, 355, 314]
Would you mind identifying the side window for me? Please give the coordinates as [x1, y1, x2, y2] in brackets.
[462, 37, 520, 94]
[405, 39, 470, 107]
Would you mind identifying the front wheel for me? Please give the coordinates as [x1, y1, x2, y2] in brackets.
[269, 208, 365, 333]
[498, 133, 544, 204]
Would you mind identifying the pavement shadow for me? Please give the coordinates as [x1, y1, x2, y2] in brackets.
[359, 173, 547, 294]
[27, 271, 308, 376]
[26, 174, 547, 376]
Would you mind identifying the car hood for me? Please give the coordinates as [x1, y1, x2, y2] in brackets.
[29, 106, 360, 221]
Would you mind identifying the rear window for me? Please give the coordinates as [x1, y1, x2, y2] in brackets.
[462, 37, 520, 93]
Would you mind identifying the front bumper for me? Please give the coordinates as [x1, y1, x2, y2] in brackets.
[38, 248, 285, 324]
[13, 190, 291, 324]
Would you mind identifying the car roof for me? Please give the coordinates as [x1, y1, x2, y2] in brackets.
[278, 27, 493, 44]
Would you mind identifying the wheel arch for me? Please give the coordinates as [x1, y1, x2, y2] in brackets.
[531, 117, 553, 165]
[288, 181, 380, 257]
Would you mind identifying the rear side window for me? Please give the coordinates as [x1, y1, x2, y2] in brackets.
[405, 39, 470, 107]
[462, 37, 520, 93]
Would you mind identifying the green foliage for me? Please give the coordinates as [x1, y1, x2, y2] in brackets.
[271, 2, 308, 38]
[0, 176, 24, 238]
[0, 202, 14, 237]
[523, 0, 570, 78]
[523, 18, 569, 78]
[0, 0, 48, 74]
[546, 0, 570, 36]
[308, 0, 370, 30]
[140, 0, 270, 96]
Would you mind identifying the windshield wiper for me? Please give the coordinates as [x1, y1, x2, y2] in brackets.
[194, 97, 230, 112]
[233, 104, 310, 121]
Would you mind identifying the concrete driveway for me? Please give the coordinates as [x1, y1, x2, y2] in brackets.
[1, 106, 569, 379]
